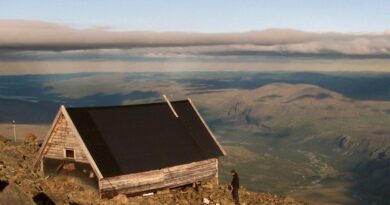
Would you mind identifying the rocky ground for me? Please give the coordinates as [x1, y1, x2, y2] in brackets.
[0, 134, 308, 205]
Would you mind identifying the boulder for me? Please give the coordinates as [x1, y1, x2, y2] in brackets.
[33, 192, 55, 205]
[24, 134, 37, 145]
[338, 135, 352, 149]
[0, 135, 7, 143]
[0, 182, 34, 205]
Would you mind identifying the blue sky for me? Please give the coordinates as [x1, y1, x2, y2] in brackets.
[1, 0, 390, 32]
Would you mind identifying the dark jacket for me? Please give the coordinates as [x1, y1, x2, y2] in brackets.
[231, 173, 239, 189]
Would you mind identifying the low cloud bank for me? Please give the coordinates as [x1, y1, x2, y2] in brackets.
[1, 19, 390, 58]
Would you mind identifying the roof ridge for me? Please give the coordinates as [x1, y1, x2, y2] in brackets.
[65, 99, 189, 110]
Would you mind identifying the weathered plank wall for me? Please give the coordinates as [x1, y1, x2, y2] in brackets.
[43, 114, 88, 162]
[100, 158, 218, 197]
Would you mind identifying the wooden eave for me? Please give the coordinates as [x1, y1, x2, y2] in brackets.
[187, 98, 227, 156]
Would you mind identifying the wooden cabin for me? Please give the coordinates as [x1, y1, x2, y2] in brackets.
[33, 97, 226, 198]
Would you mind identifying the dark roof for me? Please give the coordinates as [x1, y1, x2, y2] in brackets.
[66, 100, 224, 177]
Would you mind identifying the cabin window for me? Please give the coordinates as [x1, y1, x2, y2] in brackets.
[65, 148, 75, 159]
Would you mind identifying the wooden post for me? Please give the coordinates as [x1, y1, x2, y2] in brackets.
[12, 120, 16, 142]
[216, 159, 219, 185]
[98, 179, 102, 198]
[40, 159, 44, 175]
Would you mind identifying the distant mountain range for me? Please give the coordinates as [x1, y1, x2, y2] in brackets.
[192, 83, 390, 205]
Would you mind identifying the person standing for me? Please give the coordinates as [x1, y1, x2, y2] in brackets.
[230, 169, 240, 205]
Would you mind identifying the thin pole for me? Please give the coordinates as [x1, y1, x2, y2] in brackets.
[12, 120, 16, 142]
